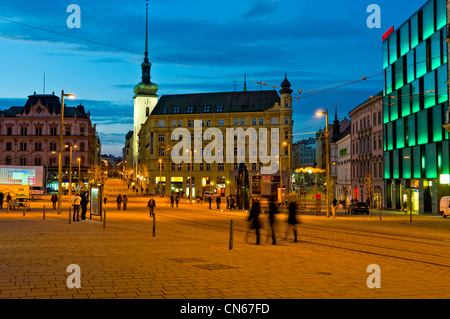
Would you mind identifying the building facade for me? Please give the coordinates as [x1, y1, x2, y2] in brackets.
[0, 92, 101, 192]
[292, 138, 315, 169]
[349, 94, 384, 207]
[136, 78, 294, 204]
[383, 0, 449, 213]
[335, 129, 351, 205]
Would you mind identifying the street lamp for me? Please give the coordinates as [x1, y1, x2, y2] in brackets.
[158, 158, 162, 198]
[77, 158, 81, 187]
[317, 109, 331, 218]
[57, 90, 75, 215]
[65, 144, 77, 202]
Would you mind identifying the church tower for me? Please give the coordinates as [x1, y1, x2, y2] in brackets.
[278, 74, 293, 108]
[133, 1, 158, 177]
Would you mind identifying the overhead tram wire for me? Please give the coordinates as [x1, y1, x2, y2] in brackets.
[1, 16, 446, 106]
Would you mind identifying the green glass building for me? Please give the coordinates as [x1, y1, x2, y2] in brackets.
[383, 0, 449, 214]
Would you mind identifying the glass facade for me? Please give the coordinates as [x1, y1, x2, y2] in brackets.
[383, 0, 449, 212]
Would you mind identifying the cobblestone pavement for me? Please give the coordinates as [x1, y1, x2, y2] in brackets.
[1, 180, 450, 302]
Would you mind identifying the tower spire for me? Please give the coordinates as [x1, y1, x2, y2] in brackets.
[144, 1, 149, 62]
[243, 72, 247, 91]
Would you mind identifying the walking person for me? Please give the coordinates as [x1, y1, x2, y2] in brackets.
[0, 192, 3, 210]
[332, 198, 337, 218]
[147, 197, 155, 217]
[122, 195, 128, 211]
[285, 199, 299, 242]
[208, 196, 212, 209]
[116, 194, 122, 210]
[175, 194, 179, 208]
[51, 193, 58, 210]
[246, 198, 261, 244]
[216, 196, 221, 209]
[226, 196, 230, 209]
[229, 196, 235, 211]
[268, 196, 278, 245]
[80, 192, 88, 220]
[170, 194, 174, 208]
[103, 195, 107, 205]
[72, 193, 81, 222]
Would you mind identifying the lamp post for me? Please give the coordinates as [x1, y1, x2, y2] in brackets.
[186, 149, 193, 205]
[65, 144, 77, 202]
[159, 158, 162, 198]
[77, 158, 81, 187]
[317, 109, 330, 218]
[57, 90, 75, 215]
[283, 141, 291, 194]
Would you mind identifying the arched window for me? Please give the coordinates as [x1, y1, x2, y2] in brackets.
[5, 156, 12, 165]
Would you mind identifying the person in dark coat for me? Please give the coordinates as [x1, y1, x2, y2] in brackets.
[286, 199, 299, 242]
[216, 196, 221, 209]
[80, 192, 88, 220]
[175, 195, 179, 208]
[116, 194, 122, 210]
[51, 194, 58, 210]
[0, 192, 3, 210]
[170, 194, 174, 208]
[268, 196, 278, 245]
[122, 195, 128, 211]
[147, 197, 155, 217]
[246, 199, 261, 244]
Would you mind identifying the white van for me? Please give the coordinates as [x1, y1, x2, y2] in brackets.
[439, 196, 450, 218]
[203, 191, 216, 198]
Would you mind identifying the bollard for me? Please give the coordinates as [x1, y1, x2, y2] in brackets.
[229, 220, 234, 250]
[43, 205, 46, 220]
[103, 209, 106, 229]
[69, 207, 72, 224]
[152, 213, 156, 237]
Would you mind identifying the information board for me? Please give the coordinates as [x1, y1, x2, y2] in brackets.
[0, 166, 44, 187]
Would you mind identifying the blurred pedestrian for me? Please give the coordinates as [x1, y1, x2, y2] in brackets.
[116, 194, 122, 210]
[246, 198, 261, 244]
[229, 196, 235, 211]
[226, 196, 230, 209]
[123, 195, 128, 210]
[80, 192, 88, 220]
[103, 195, 107, 205]
[170, 194, 174, 208]
[51, 193, 58, 210]
[267, 196, 278, 245]
[216, 196, 221, 209]
[72, 192, 81, 222]
[147, 197, 155, 217]
[285, 199, 299, 242]
[0, 192, 3, 209]
[175, 194, 179, 208]
[208, 196, 212, 209]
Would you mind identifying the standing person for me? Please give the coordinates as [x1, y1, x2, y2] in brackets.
[6, 193, 11, 204]
[286, 199, 299, 242]
[332, 198, 337, 218]
[170, 194, 174, 208]
[80, 192, 88, 220]
[72, 193, 81, 222]
[175, 194, 179, 208]
[268, 196, 278, 245]
[147, 197, 155, 217]
[0, 192, 3, 210]
[216, 196, 221, 209]
[246, 198, 261, 244]
[116, 194, 122, 210]
[51, 193, 58, 210]
[103, 195, 107, 205]
[122, 195, 128, 211]
[229, 196, 235, 211]
[208, 196, 212, 209]
[226, 196, 230, 209]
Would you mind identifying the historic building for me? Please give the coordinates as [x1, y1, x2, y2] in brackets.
[348, 93, 384, 207]
[0, 92, 101, 192]
[137, 80, 294, 203]
[383, 0, 448, 213]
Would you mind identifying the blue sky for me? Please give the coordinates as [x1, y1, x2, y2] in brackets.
[0, 0, 427, 156]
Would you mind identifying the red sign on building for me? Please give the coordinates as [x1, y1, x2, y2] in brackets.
[382, 26, 394, 41]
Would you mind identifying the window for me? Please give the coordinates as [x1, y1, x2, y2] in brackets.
[171, 163, 176, 171]
[6, 157, 12, 165]
[6, 142, 12, 151]
[218, 163, 224, 171]
[34, 157, 41, 166]
[206, 120, 211, 127]
[171, 120, 176, 127]
[20, 143, 27, 151]
[35, 143, 42, 151]
[20, 157, 27, 166]
[177, 164, 182, 171]
[21, 127, 27, 136]
[271, 118, 279, 125]
[218, 119, 225, 126]
[188, 120, 194, 127]
[240, 119, 245, 125]
[216, 105, 224, 112]
[186, 106, 194, 113]
[206, 163, 211, 171]
[65, 126, 71, 136]
[259, 119, 264, 125]
[173, 107, 180, 114]
[35, 127, 42, 136]
[163, 107, 167, 114]
[7, 127, 12, 136]
[285, 117, 289, 124]
[158, 120, 165, 128]
[50, 127, 57, 136]
[80, 143, 85, 151]
[80, 127, 85, 136]
[234, 119, 238, 126]
[199, 163, 204, 171]
[158, 148, 165, 156]
[158, 162, 164, 171]
[252, 119, 257, 125]
[203, 105, 211, 113]
[158, 134, 165, 142]
[178, 120, 182, 127]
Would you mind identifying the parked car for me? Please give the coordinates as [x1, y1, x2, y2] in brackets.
[439, 196, 450, 218]
[348, 202, 369, 214]
[203, 191, 216, 198]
